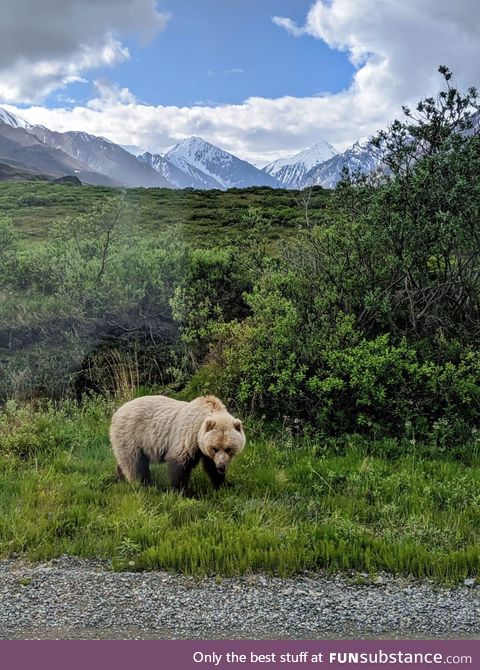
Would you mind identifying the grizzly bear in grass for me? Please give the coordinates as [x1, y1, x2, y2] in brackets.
[110, 395, 246, 491]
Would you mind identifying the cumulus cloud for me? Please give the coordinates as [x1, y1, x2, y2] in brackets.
[274, 0, 480, 121]
[0, 0, 169, 102]
[2, 1, 480, 162]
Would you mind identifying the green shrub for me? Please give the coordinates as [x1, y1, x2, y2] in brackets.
[0, 400, 69, 460]
[207, 311, 480, 445]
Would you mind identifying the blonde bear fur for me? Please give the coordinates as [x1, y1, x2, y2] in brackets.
[109, 395, 246, 491]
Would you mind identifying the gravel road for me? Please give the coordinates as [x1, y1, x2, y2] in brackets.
[0, 557, 478, 639]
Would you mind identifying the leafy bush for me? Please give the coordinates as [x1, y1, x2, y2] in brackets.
[204, 295, 480, 444]
[0, 400, 68, 460]
[178, 68, 480, 445]
[171, 245, 253, 365]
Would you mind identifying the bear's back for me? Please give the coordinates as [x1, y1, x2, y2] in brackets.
[112, 395, 187, 423]
[188, 395, 226, 413]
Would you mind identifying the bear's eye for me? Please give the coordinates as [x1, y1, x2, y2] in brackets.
[225, 448, 231, 454]
[213, 447, 219, 453]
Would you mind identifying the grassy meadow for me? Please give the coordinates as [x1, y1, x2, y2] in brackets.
[0, 395, 478, 582]
[0, 180, 325, 247]
[0, 177, 478, 584]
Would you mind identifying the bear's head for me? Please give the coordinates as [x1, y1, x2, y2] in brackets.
[198, 412, 246, 474]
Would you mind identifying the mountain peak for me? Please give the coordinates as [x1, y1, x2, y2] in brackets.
[167, 135, 226, 156]
[263, 140, 338, 189]
[182, 135, 205, 143]
[301, 136, 379, 189]
[266, 141, 338, 173]
[0, 106, 31, 130]
[164, 135, 279, 190]
[171, 135, 212, 150]
[165, 136, 234, 175]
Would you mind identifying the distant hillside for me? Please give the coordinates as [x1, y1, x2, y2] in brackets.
[302, 138, 379, 188]
[0, 162, 50, 182]
[0, 105, 387, 190]
[144, 137, 281, 190]
[30, 127, 174, 188]
[0, 123, 121, 186]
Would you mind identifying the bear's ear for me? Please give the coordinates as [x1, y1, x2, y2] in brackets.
[205, 418, 216, 432]
[233, 419, 242, 433]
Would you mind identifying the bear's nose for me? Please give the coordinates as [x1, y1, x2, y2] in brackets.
[217, 464, 226, 473]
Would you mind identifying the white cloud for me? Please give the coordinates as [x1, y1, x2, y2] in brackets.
[271, 17, 305, 38]
[89, 80, 137, 107]
[0, 0, 169, 103]
[2, 1, 480, 162]
[274, 1, 480, 119]
[206, 68, 245, 77]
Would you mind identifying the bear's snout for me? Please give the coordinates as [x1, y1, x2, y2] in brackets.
[213, 450, 230, 473]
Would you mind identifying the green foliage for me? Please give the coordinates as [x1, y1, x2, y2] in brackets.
[1, 68, 480, 447]
[0, 198, 190, 399]
[171, 246, 251, 363]
[0, 182, 324, 246]
[0, 217, 18, 285]
[178, 69, 480, 445]
[346, 66, 480, 341]
[208, 292, 480, 443]
[0, 400, 70, 460]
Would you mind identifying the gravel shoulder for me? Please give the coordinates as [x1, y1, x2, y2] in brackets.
[0, 557, 478, 640]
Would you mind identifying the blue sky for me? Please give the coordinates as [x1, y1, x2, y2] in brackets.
[47, 0, 354, 109]
[2, 1, 480, 163]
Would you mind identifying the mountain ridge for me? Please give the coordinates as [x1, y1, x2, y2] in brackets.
[0, 122, 122, 186]
[0, 105, 381, 190]
[28, 125, 174, 188]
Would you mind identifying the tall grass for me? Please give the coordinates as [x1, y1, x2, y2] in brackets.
[85, 349, 141, 398]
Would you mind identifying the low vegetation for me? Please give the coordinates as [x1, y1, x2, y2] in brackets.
[0, 397, 478, 582]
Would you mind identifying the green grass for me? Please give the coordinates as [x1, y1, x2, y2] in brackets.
[0, 182, 331, 247]
[0, 396, 478, 583]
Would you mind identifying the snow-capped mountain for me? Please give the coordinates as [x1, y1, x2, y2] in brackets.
[139, 150, 222, 190]
[0, 107, 31, 130]
[163, 136, 280, 190]
[263, 141, 338, 189]
[0, 104, 385, 190]
[0, 107, 121, 186]
[302, 137, 380, 189]
[29, 126, 173, 188]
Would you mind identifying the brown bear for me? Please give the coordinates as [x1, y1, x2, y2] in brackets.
[109, 394, 246, 491]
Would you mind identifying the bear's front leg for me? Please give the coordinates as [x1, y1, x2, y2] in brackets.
[202, 456, 227, 490]
[168, 461, 194, 494]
